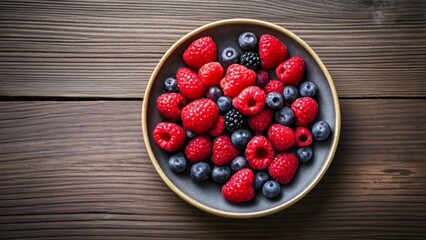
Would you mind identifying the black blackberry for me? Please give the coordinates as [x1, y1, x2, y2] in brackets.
[240, 51, 260, 70]
[224, 108, 245, 132]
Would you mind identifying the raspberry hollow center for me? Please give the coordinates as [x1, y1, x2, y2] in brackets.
[160, 132, 171, 141]
[255, 147, 268, 159]
[247, 98, 256, 107]
[299, 134, 308, 142]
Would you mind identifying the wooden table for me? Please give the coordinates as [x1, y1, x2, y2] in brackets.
[1, 1, 425, 239]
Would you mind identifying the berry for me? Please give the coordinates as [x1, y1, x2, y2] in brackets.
[220, 47, 240, 68]
[217, 96, 232, 112]
[230, 156, 249, 171]
[262, 180, 281, 198]
[245, 135, 275, 170]
[153, 122, 186, 152]
[294, 127, 313, 147]
[240, 52, 260, 70]
[238, 32, 258, 51]
[267, 124, 295, 152]
[181, 98, 219, 134]
[264, 79, 284, 94]
[205, 86, 223, 102]
[184, 135, 212, 162]
[222, 168, 255, 203]
[299, 81, 318, 97]
[168, 152, 188, 173]
[269, 152, 299, 184]
[258, 34, 288, 69]
[275, 106, 295, 126]
[183, 36, 217, 70]
[163, 77, 178, 92]
[220, 64, 256, 98]
[311, 121, 331, 141]
[248, 108, 273, 133]
[283, 85, 299, 103]
[176, 67, 206, 100]
[291, 97, 319, 126]
[198, 62, 224, 87]
[208, 115, 225, 137]
[253, 171, 270, 191]
[231, 129, 252, 150]
[296, 146, 314, 163]
[156, 92, 186, 122]
[256, 70, 270, 88]
[212, 166, 232, 183]
[185, 129, 197, 139]
[190, 162, 212, 182]
[224, 108, 245, 132]
[266, 92, 284, 110]
[276, 56, 305, 85]
[232, 86, 266, 115]
[212, 135, 239, 166]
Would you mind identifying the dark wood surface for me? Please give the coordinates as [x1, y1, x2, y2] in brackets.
[0, 1, 425, 239]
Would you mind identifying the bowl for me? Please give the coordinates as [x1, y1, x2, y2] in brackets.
[142, 19, 340, 218]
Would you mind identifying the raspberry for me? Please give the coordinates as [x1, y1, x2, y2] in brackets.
[183, 36, 217, 70]
[267, 124, 295, 152]
[232, 86, 266, 115]
[264, 79, 284, 94]
[176, 67, 206, 100]
[222, 168, 255, 203]
[240, 52, 260, 70]
[156, 93, 186, 122]
[224, 108, 245, 132]
[291, 97, 318, 126]
[153, 122, 186, 152]
[248, 108, 273, 133]
[269, 152, 299, 184]
[294, 127, 313, 147]
[208, 115, 225, 137]
[212, 135, 239, 166]
[184, 135, 212, 162]
[258, 34, 288, 69]
[245, 135, 275, 170]
[181, 98, 219, 134]
[198, 62, 224, 87]
[276, 56, 305, 86]
[220, 64, 256, 98]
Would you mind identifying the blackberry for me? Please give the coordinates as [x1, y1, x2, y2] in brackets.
[224, 108, 245, 132]
[240, 52, 260, 70]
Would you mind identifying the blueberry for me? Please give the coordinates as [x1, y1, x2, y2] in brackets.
[296, 146, 314, 163]
[190, 162, 212, 182]
[230, 156, 248, 171]
[217, 96, 232, 112]
[211, 166, 232, 183]
[231, 129, 252, 150]
[185, 129, 197, 139]
[262, 180, 281, 198]
[283, 85, 299, 103]
[299, 81, 318, 97]
[168, 152, 188, 173]
[311, 121, 331, 141]
[163, 77, 178, 92]
[266, 92, 284, 110]
[256, 70, 269, 88]
[253, 171, 270, 191]
[220, 47, 240, 68]
[238, 32, 258, 51]
[275, 107, 295, 125]
[206, 86, 223, 102]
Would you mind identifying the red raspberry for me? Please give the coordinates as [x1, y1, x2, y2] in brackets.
[184, 135, 212, 162]
[269, 152, 299, 184]
[153, 122, 186, 152]
[222, 168, 255, 203]
[181, 98, 219, 134]
[212, 135, 239, 166]
[156, 93, 186, 122]
[232, 86, 266, 115]
[245, 135, 275, 170]
[291, 97, 318, 126]
[264, 79, 284, 94]
[276, 56, 305, 86]
[208, 115, 225, 137]
[248, 108, 273, 133]
[220, 64, 256, 98]
[267, 124, 295, 152]
[294, 127, 313, 147]
[198, 62, 224, 87]
[183, 36, 217, 70]
[176, 67, 206, 100]
[258, 34, 288, 69]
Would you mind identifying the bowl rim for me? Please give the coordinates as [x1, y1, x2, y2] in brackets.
[142, 18, 341, 218]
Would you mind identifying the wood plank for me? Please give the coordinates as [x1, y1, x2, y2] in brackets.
[0, 0, 425, 98]
[0, 99, 425, 239]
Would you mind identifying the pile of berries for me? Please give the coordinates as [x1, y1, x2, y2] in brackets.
[153, 32, 332, 203]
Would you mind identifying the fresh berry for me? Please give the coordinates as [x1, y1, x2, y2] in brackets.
[184, 135, 212, 162]
[153, 122, 186, 152]
[294, 127, 313, 147]
[240, 52, 260, 70]
[208, 115, 225, 137]
[163, 77, 178, 92]
[253, 171, 270, 191]
[267, 124, 295, 152]
[185, 129, 197, 139]
[220, 64, 256, 98]
[299, 81, 318, 97]
[176, 67, 206, 100]
[274, 106, 295, 126]
[224, 108, 245, 132]
[311, 121, 331, 141]
[183, 36, 217, 70]
[262, 180, 281, 198]
[245, 135, 275, 170]
[156, 92, 186, 122]
[248, 108, 273, 133]
[238, 32, 258, 51]
[296, 146, 314, 163]
[190, 162, 212, 182]
[220, 47, 240, 68]
[264, 79, 284, 94]
[256, 70, 270, 88]
[212, 166, 232, 183]
[198, 62, 224, 87]
[205, 86, 223, 102]
[269, 152, 299, 184]
[231, 129, 252, 150]
[266, 92, 284, 110]
[222, 168, 255, 203]
[168, 152, 188, 173]
[291, 97, 318, 126]
[181, 98, 219, 134]
[212, 135, 239, 166]
[230, 156, 249, 171]
[232, 86, 266, 115]
[217, 96, 232, 112]
[258, 34, 288, 69]
[276, 56, 305, 85]
[283, 85, 299, 103]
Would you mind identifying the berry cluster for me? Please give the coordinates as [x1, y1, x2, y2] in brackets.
[153, 33, 332, 203]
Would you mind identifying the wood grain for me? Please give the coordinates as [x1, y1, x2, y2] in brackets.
[0, 0, 425, 98]
[1, 100, 425, 239]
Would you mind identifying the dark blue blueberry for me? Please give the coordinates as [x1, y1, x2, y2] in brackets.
[163, 77, 178, 92]
[211, 166, 232, 183]
[296, 146, 314, 163]
[190, 162, 212, 182]
[275, 107, 295, 125]
[168, 152, 188, 173]
[253, 171, 270, 191]
[299, 81, 318, 97]
[230, 156, 248, 171]
[185, 129, 197, 139]
[266, 92, 284, 110]
[220, 47, 240, 68]
[231, 129, 252, 150]
[311, 121, 331, 141]
[262, 180, 281, 198]
[206, 86, 223, 102]
[217, 96, 232, 112]
[283, 85, 299, 103]
[256, 70, 269, 88]
[238, 32, 258, 51]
